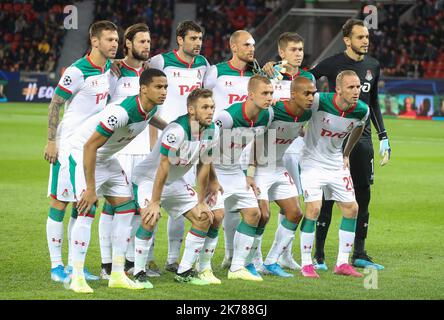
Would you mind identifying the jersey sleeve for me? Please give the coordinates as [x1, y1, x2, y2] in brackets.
[95, 105, 129, 138]
[160, 124, 186, 156]
[203, 64, 218, 89]
[149, 54, 165, 71]
[311, 93, 320, 112]
[54, 66, 83, 100]
[214, 110, 233, 130]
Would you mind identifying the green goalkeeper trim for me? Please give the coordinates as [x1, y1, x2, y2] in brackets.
[48, 207, 65, 222]
[237, 220, 257, 237]
[136, 225, 153, 240]
[301, 218, 316, 233]
[281, 218, 298, 231]
[340, 217, 357, 232]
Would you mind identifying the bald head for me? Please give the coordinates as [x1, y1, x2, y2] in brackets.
[230, 30, 252, 46]
[290, 76, 315, 93]
[230, 30, 255, 63]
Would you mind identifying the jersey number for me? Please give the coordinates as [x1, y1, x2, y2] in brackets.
[186, 184, 196, 196]
[343, 176, 354, 191]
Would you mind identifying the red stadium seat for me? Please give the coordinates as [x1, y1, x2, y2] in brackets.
[14, 3, 23, 12]
[3, 3, 13, 12]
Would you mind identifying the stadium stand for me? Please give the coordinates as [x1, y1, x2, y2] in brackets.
[195, 0, 280, 64]
[368, 1, 444, 78]
[0, 1, 69, 72]
[94, 0, 175, 58]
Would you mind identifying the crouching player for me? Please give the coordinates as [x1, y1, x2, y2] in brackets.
[248, 77, 315, 277]
[298, 70, 368, 278]
[131, 88, 222, 286]
[68, 68, 168, 293]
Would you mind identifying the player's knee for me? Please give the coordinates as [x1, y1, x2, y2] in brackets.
[243, 208, 261, 225]
[285, 206, 303, 223]
[50, 198, 68, 211]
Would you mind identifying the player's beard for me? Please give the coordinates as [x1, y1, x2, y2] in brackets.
[132, 48, 149, 62]
[350, 43, 368, 56]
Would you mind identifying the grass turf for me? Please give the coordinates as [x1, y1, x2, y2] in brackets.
[0, 102, 443, 300]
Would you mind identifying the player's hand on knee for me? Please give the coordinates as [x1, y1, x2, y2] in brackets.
[141, 201, 161, 226]
[44, 141, 58, 164]
[343, 156, 350, 170]
[379, 138, 391, 166]
[78, 189, 97, 215]
[197, 202, 213, 224]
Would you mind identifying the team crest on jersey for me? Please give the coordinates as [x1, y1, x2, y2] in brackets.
[62, 75, 72, 86]
[365, 70, 373, 81]
[107, 115, 118, 127]
[166, 133, 176, 143]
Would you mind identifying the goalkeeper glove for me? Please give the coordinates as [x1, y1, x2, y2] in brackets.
[378, 131, 391, 166]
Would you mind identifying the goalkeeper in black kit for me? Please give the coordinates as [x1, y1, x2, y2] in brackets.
[309, 18, 391, 270]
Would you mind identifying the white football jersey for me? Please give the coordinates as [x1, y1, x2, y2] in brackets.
[132, 114, 219, 185]
[149, 50, 210, 123]
[271, 69, 315, 101]
[301, 93, 369, 170]
[55, 54, 112, 149]
[70, 95, 158, 161]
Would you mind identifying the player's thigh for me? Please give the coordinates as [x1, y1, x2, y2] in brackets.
[254, 169, 274, 202]
[48, 150, 76, 202]
[162, 180, 199, 222]
[349, 138, 374, 187]
[100, 158, 132, 198]
[327, 167, 356, 204]
[299, 164, 325, 204]
[267, 168, 299, 202]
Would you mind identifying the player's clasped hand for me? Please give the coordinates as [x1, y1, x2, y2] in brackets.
[246, 176, 261, 197]
[141, 201, 161, 227]
[379, 138, 391, 166]
[44, 141, 58, 164]
[77, 189, 98, 215]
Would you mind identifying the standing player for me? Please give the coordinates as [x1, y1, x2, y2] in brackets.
[149, 20, 211, 273]
[250, 77, 315, 277]
[259, 32, 316, 271]
[43, 20, 118, 282]
[68, 68, 168, 293]
[131, 88, 220, 286]
[210, 75, 274, 281]
[310, 19, 390, 270]
[298, 70, 368, 279]
[203, 30, 256, 269]
[97, 23, 161, 279]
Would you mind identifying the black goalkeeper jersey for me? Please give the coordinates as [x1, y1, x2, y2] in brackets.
[310, 52, 386, 139]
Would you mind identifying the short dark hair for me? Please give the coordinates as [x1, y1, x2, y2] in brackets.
[176, 20, 203, 41]
[187, 88, 213, 107]
[139, 68, 166, 86]
[342, 18, 365, 38]
[124, 23, 150, 55]
[278, 32, 304, 50]
[89, 20, 118, 39]
[248, 75, 271, 92]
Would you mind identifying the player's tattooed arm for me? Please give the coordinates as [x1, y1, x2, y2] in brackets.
[44, 93, 66, 164]
[149, 115, 168, 130]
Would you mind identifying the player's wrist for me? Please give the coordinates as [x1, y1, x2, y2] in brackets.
[246, 165, 256, 178]
[377, 130, 388, 141]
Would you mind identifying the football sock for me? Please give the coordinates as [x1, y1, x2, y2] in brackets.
[223, 210, 240, 259]
[300, 217, 316, 267]
[230, 221, 256, 272]
[71, 205, 96, 276]
[125, 213, 141, 262]
[167, 215, 184, 264]
[47, 207, 65, 268]
[99, 202, 114, 264]
[147, 224, 158, 263]
[134, 226, 154, 275]
[315, 199, 334, 259]
[354, 185, 370, 255]
[265, 218, 298, 265]
[246, 226, 264, 266]
[110, 200, 135, 273]
[177, 228, 207, 274]
[337, 217, 357, 266]
[278, 209, 295, 260]
[67, 206, 77, 267]
[198, 227, 219, 271]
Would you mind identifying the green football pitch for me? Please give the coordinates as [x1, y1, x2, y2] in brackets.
[0, 103, 443, 300]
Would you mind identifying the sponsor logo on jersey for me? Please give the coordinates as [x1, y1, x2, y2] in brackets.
[173, 71, 181, 77]
[228, 94, 248, 104]
[322, 117, 331, 124]
[179, 82, 202, 95]
[123, 82, 131, 88]
[95, 92, 109, 104]
[275, 84, 282, 90]
[320, 128, 348, 138]
[91, 80, 98, 87]
[275, 138, 295, 144]
[365, 70, 373, 81]
[225, 81, 233, 87]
